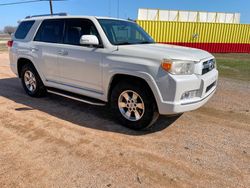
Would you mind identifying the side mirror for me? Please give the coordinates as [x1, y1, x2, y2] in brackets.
[80, 35, 99, 46]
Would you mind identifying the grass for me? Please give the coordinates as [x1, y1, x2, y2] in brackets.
[0, 34, 11, 51]
[213, 53, 250, 82]
[0, 35, 10, 42]
[0, 43, 7, 52]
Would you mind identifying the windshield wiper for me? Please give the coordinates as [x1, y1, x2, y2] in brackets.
[116, 42, 134, 45]
[137, 41, 155, 44]
[116, 41, 155, 45]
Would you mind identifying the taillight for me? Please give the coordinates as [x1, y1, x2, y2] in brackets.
[7, 40, 13, 48]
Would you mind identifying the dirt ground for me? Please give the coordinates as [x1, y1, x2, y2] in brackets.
[0, 52, 249, 188]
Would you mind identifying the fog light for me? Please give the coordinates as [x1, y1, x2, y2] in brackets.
[181, 90, 199, 100]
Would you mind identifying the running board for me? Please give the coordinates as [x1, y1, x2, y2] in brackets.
[47, 88, 106, 106]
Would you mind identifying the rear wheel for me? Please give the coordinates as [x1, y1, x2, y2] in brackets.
[21, 64, 46, 97]
[111, 81, 159, 130]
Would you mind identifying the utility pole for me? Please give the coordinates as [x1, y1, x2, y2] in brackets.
[49, 0, 53, 15]
[117, 0, 120, 18]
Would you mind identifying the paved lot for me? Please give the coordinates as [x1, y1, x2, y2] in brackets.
[0, 52, 249, 187]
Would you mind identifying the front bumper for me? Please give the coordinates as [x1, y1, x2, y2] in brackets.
[157, 69, 218, 115]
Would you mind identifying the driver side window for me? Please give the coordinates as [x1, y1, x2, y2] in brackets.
[64, 19, 101, 46]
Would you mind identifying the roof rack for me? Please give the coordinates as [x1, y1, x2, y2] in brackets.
[25, 13, 67, 19]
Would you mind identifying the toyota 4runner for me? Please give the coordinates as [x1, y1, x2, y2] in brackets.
[8, 14, 218, 130]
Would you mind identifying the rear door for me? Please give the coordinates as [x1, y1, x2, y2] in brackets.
[33, 19, 64, 83]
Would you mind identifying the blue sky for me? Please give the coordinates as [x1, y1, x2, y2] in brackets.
[0, 0, 250, 30]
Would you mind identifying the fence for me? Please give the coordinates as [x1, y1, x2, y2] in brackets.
[137, 20, 250, 53]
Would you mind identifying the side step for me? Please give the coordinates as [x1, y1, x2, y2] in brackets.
[47, 87, 106, 106]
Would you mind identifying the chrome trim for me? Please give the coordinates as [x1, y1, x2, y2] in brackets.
[202, 59, 215, 74]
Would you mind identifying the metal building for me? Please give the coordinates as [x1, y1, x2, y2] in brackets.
[137, 9, 250, 53]
[138, 9, 240, 23]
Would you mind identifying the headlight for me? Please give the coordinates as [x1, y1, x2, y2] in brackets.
[161, 59, 195, 75]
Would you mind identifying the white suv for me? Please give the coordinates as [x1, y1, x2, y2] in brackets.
[9, 14, 218, 130]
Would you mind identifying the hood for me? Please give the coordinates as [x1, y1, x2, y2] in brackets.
[118, 43, 213, 62]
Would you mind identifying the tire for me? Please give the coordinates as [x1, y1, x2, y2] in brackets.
[110, 81, 159, 130]
[21, 63, 46, 97]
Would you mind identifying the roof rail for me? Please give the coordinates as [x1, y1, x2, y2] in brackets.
[25, 13, 67, 19]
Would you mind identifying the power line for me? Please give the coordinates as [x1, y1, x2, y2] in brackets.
[0, 0, 66, 6]
[0, 0, 43, 6]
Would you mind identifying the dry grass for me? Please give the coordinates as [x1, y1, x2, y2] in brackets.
[0, 44, 7, 52]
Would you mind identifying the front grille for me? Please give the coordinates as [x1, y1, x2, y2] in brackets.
[206, 81, 216, 93]
[202, 59, 216, 75]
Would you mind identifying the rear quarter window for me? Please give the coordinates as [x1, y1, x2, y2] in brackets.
[15, 20, 35, 39]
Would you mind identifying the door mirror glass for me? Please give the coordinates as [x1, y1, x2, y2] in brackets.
[80, 35, 99, 46]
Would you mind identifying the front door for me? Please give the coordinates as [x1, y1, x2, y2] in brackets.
[58, 18, 103, 93]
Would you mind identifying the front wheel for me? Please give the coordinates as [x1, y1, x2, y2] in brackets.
[110, 81, 159, 130]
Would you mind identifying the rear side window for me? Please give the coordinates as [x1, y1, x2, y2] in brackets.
[34, 19, 64, 43]
[15, 20, 35, 39]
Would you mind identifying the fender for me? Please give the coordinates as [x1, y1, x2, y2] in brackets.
[104, 69, 164, 108]
[16, 53, 46, 83]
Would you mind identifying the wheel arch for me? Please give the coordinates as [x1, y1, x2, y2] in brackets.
[107, 73, 162, 112]
[17, 57, 37, 78]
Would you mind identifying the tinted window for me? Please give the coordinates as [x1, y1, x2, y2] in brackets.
[15, 20, 35, 39]
[64, 19, 100, 46]
[34, 19, 64, 43]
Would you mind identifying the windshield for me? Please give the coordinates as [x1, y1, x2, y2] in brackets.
[98, 19, 155, 45]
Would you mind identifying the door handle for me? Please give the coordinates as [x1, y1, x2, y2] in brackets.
[30, 47, 38, 52]
[58, 50, 68, 56]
